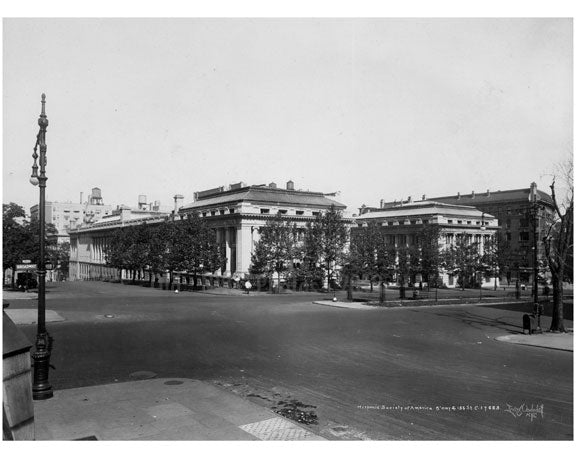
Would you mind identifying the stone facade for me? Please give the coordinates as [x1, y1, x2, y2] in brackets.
[356, 200, 500, 288]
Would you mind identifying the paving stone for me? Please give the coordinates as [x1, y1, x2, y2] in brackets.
[239, 417, 320, 441]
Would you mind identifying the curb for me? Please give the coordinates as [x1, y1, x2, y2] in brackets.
[495, 334, 573, 352]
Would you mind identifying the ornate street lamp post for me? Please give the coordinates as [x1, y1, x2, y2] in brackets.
[30, 93, 54, 400]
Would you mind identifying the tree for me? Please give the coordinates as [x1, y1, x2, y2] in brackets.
[250, 213, 297, 293]
[417, 224, 442, 288]
[296, 219, 325, 291]
[3, 203, 30, 287]
[543, 159, 573, 332]
[395, 244, 421, 297]
[480, 235, 500, 290]
[374, 240, 396, 304]
[176, 214, 226, 287]
[315, 206, 349, 293]
[441, 238, 482, 290]
[349, 223, 382, 293]
[3, 203, 57, 288]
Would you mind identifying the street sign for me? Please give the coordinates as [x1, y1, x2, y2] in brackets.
[16, 264, 36, 271]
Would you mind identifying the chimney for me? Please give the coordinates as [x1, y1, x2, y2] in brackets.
[269, 182, 277, 189]
[457, 192, 461, 200]
[173, 194, 184, 214]
[471, 190, 475, 198]
[286, 180, 294, 191]
[80, 192, 83, 204]
[380, 199, 385, 209]
[422, 194, 426, 201]
[487, 189, 490, 197]
[530, 182, 538, 203]
[407, 196, 412, 203]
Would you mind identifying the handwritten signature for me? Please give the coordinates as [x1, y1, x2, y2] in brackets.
[504, 404, 544, 421]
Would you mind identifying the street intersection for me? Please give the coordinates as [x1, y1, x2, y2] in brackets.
[6, 281, 573, 440]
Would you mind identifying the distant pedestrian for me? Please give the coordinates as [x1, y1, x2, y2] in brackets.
[245, 280, 252, 295]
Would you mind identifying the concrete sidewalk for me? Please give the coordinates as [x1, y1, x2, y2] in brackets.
[4, 308, 65, 325]
[495, 332, 573, 352]
[33, 378, 324, 441]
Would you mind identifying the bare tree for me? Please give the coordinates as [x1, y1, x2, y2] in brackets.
[543, 158, 573, 332]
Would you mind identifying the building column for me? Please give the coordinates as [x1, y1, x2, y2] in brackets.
[236, 224, 253, 277]
[223, 227, 232, 277]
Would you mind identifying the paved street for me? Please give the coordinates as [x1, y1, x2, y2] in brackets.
[6, 281, 573, 440]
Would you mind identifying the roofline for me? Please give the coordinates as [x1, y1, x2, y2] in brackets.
[194, 184, 329, 202]
[358, 200, 497, 216]
[429, 187, 553, 201]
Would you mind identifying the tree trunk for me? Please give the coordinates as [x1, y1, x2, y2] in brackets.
[11, 265, 16, 289]
[327, 264, 331, 295]
[347, 273, 353, 301]
[370, 279, 373, 293]
[277, 271, 281, 294]
[549, 275, 565, 332]
[168, 270, 173, 290]
[379, 281, 385, 304]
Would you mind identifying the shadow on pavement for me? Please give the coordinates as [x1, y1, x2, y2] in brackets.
[477, 300, 573, 321]
[431, 308, 526, 334]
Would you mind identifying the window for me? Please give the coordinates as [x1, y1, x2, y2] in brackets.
[506, 232, 512, 241]
[520, 232, 530, 242]
[398, 235, 407, 245]
[220, 210, 225, 215]
[312, 212, 319, 216]
[422, 220, 429, 225]
[467, 221, 472, 225]
[476, 221, 481, 225]
[410, 220, 417, 225]
[447, 219, 453, 224]
[229, 208, 235, 214]
[296, 210, 304, 216]
[279, 209, 287, 215]
[388, 221, 394, 226]
[260, 209, 270, 214]
[519, 218, 529, 228]
[457, 220, 462, 225]
[211, 211, 216, 216]
[202, 212, 207, 217]
[398, 221, 404, 225]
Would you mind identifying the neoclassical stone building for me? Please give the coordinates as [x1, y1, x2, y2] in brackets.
[178, 181, 348, 279]
[68, 181, 348, 281]
[355, 199, 500, 287]
[68, 206, 171, 281]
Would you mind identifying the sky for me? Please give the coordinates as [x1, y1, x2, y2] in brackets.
[2, 17, 573, 216]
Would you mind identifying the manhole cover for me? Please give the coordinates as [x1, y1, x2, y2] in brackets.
[164, 380, 184, 385]
[129, 371, 157, 380]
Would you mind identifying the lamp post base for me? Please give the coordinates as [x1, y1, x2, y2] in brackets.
[32, 332, 53, 400]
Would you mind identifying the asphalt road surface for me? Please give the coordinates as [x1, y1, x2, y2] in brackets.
[10, 281, 573, 440]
